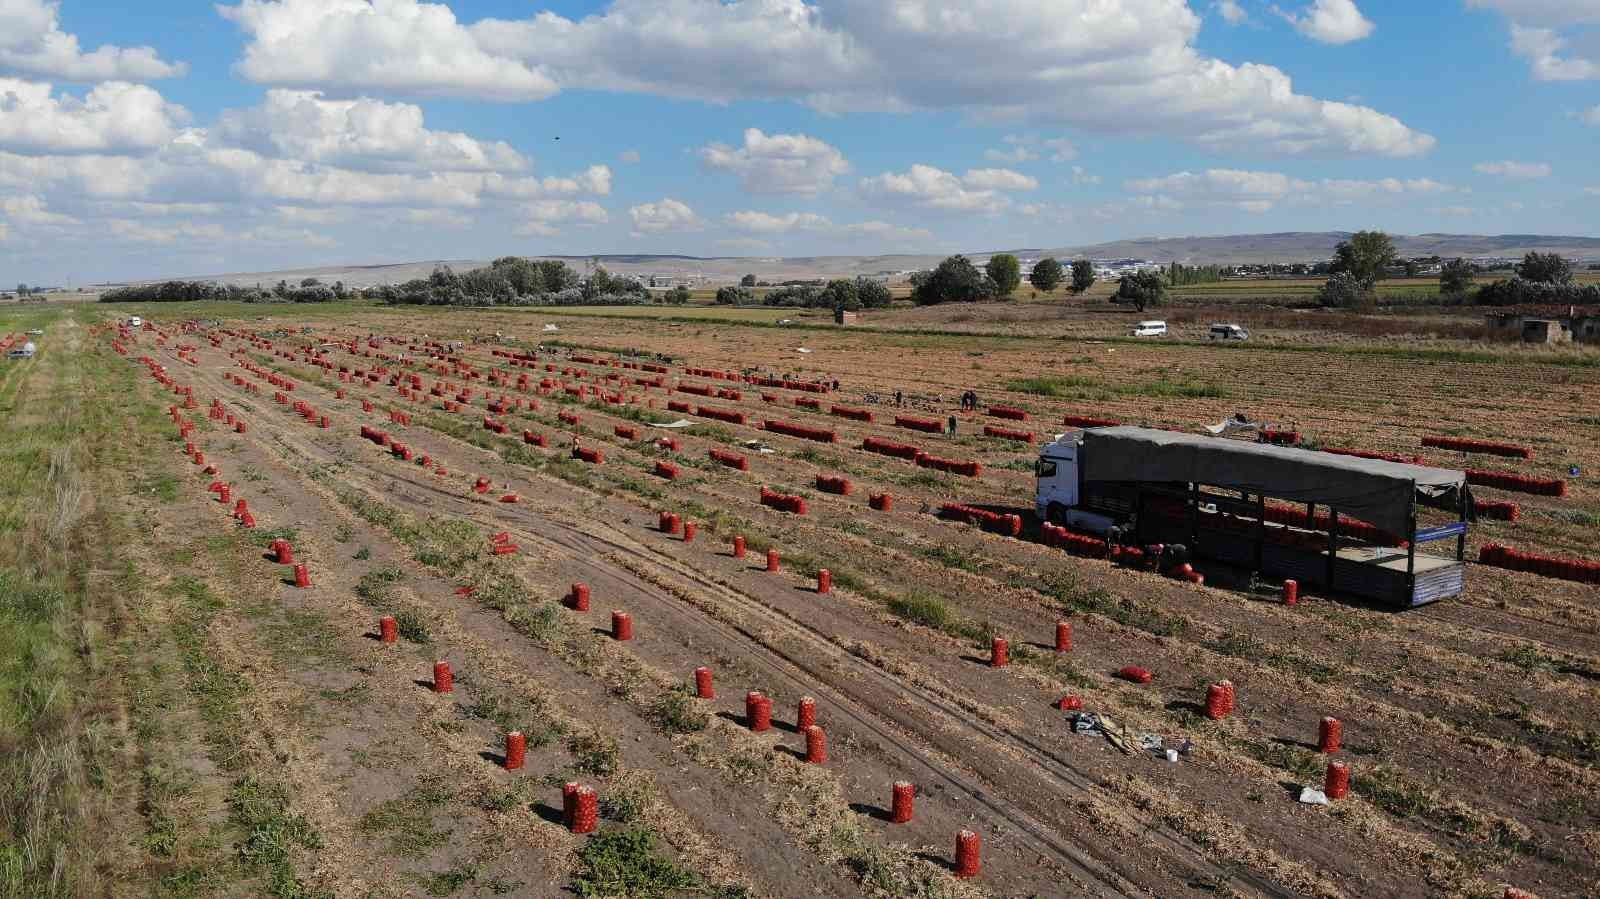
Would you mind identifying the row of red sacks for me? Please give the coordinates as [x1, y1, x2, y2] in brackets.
[763, 419, 837, 443]
[1423, 436, 1533, 460]
[938, 504, 1022, 537]
[1479, 543, 1600, 585]
[760, 486, 808, 515]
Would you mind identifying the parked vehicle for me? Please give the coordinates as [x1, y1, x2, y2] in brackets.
[7, 341, 37, 359]
[127, 316, 143, 328]
[1131, 320, 1167, 337]
[1035, 426, 1473, 607]
[1209, 323, 1250, 341]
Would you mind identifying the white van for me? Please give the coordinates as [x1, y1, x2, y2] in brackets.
[1131, 320, 1167, 337]
[127, 316, 143, 328]
[1209, 323, 1249, 341]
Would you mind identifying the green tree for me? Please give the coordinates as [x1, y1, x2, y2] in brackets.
[665, 285, 691, 305]
[715, 285, 753, 305]
[15, 283, 28, 297]
[1070, 260, 1096, 295]
[1439, 258, 1475, 296]
[491, 256, 545, 295]
[1317, 271, 1370, 310]
[1114, 271, 1165, 313]
[740, 273, 757, 288]
[1329, 230, 1397, 290]
[534, 259, 577, 292]
[1029, 257, 1063, 293]
[1516, 251, 1573, 285]
[855, 277, 892, 309]
[820, 278, 859, 312]
[912, 255, 997, 306]
[985, 254, 1022, 296]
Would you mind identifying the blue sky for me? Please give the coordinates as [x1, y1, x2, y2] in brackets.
[1, 0, 1597, 285]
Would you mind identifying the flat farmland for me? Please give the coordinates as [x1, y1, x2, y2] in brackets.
[24, 303, 1600, 898]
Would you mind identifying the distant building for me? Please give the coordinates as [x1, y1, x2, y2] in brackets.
[1483, 310, 1599, 344]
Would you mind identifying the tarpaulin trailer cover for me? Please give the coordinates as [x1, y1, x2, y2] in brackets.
[1080, 426, 1467, 537]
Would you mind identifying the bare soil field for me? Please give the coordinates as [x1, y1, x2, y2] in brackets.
[8, 302, 1600, 898]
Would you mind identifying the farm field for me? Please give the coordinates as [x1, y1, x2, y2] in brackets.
[8, 302, 1600, 899]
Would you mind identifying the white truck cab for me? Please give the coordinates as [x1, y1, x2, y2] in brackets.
[1131, 320, 1167, 337]
[1036, 433, 1119, 535]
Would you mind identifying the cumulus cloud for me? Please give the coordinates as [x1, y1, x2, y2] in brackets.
[985, 134, 1076, 163]
[1125, 167, 1459, 212]
[1070, 166, 1102, 185]
[0, 78, 187, 154]
[699, 128, 850, 195]
[629, 198, 701, 234]
[1474, 160, 1552, 179]
[961, 168, 1039, 191]
[221, 0, 1432, 157]
[1280, 0, 1375, 44]
[859, 164, 1038, 212]
[516, 199, 608, 236]
[216, 90, 527, 173]
[218, 0, 557, 100]
[722, 209, 931, 242]
[1, 194, 78, 225]
[1468, 1, 1600, 80]
[1217, 0, 1249, 24]
[0, 0, 186, 81]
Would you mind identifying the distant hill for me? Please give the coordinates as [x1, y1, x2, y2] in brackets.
[168, 232, 1600, 289]
[1033, 232, 1600, 265]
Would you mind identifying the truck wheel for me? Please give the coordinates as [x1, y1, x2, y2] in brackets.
[1047, 502, 1068, 526]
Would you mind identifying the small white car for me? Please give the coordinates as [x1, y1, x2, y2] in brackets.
[1209, 323, 1250, 341]
[127, 316, 143, 328]
[1131, 320, 1168, 337]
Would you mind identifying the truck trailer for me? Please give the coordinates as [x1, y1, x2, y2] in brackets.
[1037, 426, 1473, 608]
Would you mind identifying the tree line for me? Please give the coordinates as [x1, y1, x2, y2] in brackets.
[1314, 232, 1597, 309]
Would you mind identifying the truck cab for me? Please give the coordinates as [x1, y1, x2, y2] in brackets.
[1036, 433, 1120, 535]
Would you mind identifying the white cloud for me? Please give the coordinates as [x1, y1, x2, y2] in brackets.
[216, 90, 527, 173]
[721, 210, 931, 242]
[218, 0, 557, 101]
[859, 163, 1039, 212]
[699, 128, 850, 195]
[1, 194, 77, 225]
[724, 210, 832, 233]
[0, 0, 185, 81]
[628, 198, 701, 234]
[515, 199, 607, 236]
[1428, 205, 1477, 217]
[983, 145, 1035, 164]
[1125, 167, 1460, 212]
[985, 134, 1076, 163]
[1474, 160, 1552, 179]
[1281, 0, 1375, 44]
[1071, 166, 1102, 185]
[226, 0, 1432, 158]
[1468, 2, 1600, 80]
[1217, 0, 1249, 24]
[962, 167, 1039, 191]
[102, 218, 336, 247]
[618, 148, 641, 163]
[401, 208, 470, 228]
[0, 78, 187, 154]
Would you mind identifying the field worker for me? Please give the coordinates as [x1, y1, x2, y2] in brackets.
[948, 415, 958, 435]
[895, 389, 903, 407]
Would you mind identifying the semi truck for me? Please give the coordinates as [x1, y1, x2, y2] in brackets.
[1037, 426, 1473, 607]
